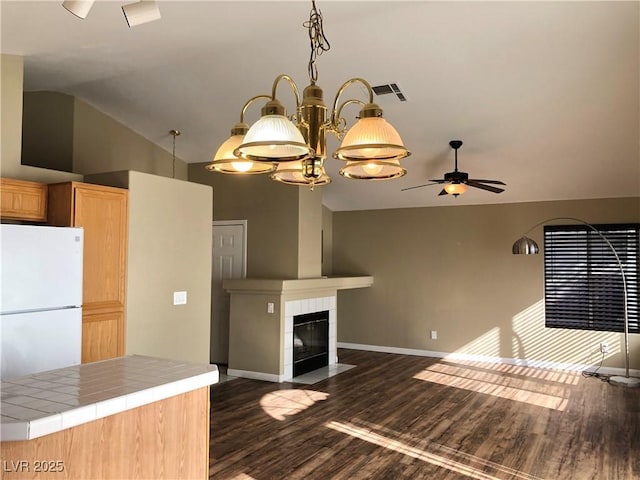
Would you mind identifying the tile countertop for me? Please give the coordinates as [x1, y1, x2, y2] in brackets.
[0, 355, 218, 441]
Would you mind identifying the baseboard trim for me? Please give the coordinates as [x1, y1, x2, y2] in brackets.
[337, 342, 640, 377]
[227, 368, 286, 383]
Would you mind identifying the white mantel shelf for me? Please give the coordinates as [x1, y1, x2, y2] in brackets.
[223, 275, 374, 295]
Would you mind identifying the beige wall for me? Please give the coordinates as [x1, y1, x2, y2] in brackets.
[322, 205, 333, 276]
[333, 197, 640, 371]
[1, 54, 81, 182]
[228, 293, 282, 375]
[86, 171, 213, 364]
[73, 99, 188, 180]
[189, 163, 302, 278]
[297, 187, 322, 278]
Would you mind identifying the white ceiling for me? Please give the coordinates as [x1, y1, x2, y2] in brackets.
[2, 1, 638, 211]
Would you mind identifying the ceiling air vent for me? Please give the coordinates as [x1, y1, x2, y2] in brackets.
[372, 83, 407, 102]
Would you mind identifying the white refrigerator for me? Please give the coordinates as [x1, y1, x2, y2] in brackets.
[1, 224, 84, 379]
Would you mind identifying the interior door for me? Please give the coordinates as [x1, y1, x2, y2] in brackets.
[211, 221, 246, 364]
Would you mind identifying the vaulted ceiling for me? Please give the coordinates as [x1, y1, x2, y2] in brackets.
[2, 1, 638, 211]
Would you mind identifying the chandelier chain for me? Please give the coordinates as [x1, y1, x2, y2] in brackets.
[304, 0, 330, 84]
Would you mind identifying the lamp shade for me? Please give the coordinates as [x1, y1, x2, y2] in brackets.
[206, 134, 275, 175]
[512, 236, 539, 255]
[444, 182, 468, 195]
[271, 159, 331, 186]
[333, 116, 410, 162]
[339, 159, 406, 180]
[62, 0, 95, 19]
[235, 115, 311, 162]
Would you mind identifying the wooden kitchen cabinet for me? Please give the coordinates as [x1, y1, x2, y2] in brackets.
[81, 311, 124, 363]
[0, 178, 47, 221]
[47, 182, 128, 363]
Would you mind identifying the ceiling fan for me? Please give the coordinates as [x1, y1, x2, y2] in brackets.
[402, 140, 506, 197]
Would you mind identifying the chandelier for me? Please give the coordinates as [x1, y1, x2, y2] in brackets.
[207, 1, 410, 189]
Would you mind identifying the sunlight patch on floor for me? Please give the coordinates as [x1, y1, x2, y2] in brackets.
[413, 363, 570, 411]
[426, 362, 574, 397]
[447, 359, 580, 385]
[326, 421, 543, 480]
[229, 474, 256, 480]
[260, 389, 329, 421]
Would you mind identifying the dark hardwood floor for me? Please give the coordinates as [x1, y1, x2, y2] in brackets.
[209, 349, 640, 480]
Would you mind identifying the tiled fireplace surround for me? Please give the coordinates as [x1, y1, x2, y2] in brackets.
[223, 277, 373, 382]
[284, 296, 336, 380]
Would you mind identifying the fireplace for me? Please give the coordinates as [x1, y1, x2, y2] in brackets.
[293, 310, 329, 377]
[224, 277, 372, 382]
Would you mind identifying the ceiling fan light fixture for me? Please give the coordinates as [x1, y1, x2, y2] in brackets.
[402, 139, 505, 196]
[62, 0, 95, 19]
[122, 0, 161, 28]
[444, 182, 468, 196]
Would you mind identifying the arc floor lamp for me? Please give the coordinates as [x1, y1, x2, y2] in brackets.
[512, 217, 639, 388]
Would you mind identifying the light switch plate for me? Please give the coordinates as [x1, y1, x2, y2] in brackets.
[173, 291, 187, 305]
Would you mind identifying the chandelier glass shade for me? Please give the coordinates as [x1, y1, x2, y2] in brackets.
[206, 122, 276, 175]
[333, 116, 408, 162]
[271, 158, 331, 189]
[207, 1, 410, 187]
[234, 115, 311, 162]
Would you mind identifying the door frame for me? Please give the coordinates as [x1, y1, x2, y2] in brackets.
[212, 219, 247, 279]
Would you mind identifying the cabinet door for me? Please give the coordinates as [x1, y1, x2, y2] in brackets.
[73, 186, 128, 314]
[0, 178, 47, 221]
[82, 311, 123, 363]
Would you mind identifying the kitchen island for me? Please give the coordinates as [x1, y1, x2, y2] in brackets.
[0, 355, 218, 479]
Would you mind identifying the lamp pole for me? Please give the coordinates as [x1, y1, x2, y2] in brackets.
[514, 217, 638, 387]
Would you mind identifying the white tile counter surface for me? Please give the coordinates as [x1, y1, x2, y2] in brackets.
[1, 355, 218, 441]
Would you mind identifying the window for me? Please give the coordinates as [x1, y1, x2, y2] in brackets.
[544, 223, 639, 333]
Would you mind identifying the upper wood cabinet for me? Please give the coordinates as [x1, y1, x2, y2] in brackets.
[0, 178, 47, 221]
[48, 182, 128, 362]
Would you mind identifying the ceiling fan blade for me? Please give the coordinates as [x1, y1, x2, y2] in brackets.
[438, 188, 448, 196]
[401, 182, 441, 192]
[427, 179, 447, 183]
[468, 179, 506, 185]
[466, 180, 505, 194]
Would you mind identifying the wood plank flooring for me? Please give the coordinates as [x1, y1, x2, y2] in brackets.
[209, 349, 640, 480]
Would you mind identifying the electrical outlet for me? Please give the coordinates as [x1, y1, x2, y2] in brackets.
[267, 302, 275, 314]
[600, 342, 609, 354]
[430, 330, 438, 340]
[173, 291, 187, 305]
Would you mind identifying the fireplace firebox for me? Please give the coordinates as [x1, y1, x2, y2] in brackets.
[293, 310, 329, 377]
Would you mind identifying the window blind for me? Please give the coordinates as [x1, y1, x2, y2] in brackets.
[543, 224, 639, 333]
